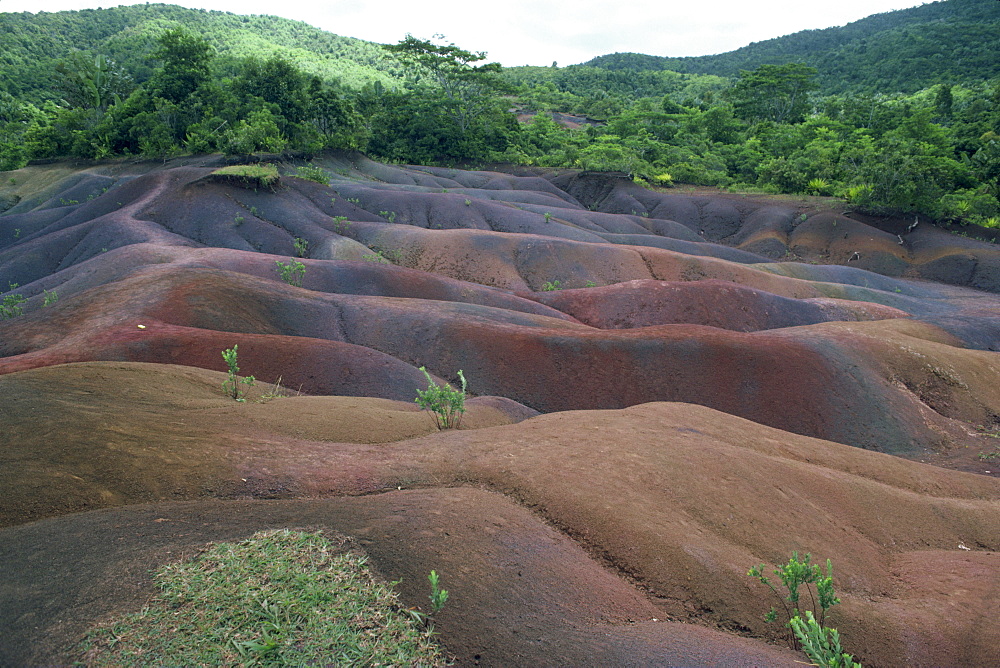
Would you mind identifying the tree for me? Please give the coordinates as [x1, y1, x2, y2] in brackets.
[933, 83, 954, 121]
[307, 81, 365, 150]
[727, 63, 819, 124]
[232, 56, 310, 124]
[148, 28, 214, 103]
[54, 53, 133, 112]
[387, 34, 509, 135]
[380, 35, 518, 162]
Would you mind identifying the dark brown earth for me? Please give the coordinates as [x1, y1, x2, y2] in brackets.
[1, 153, 999, 667]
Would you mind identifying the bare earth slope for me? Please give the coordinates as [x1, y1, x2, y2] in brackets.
[1, 154, 999, 666]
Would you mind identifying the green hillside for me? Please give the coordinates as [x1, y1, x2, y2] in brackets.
[0, 2, 997, 228]
[583, 0, 1000, 94]
[0, 3, 404, 102]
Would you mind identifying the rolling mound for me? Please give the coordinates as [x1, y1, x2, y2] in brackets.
[2, 153, 999, 666]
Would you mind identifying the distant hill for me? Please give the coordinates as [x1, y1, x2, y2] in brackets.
[583, 0, 1000, 94]
[0, 3, 405, 102]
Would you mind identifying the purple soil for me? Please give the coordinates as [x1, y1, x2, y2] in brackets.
[2, 154, 1000, 666]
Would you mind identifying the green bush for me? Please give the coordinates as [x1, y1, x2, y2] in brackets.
[275, 259, 306, 287]
[807, 178, 833, 196]
[222, 109, 287, 156]
[293, 237, 309, 258]
[1, 292, 27, 319]
[790, 611, 862, 668]
[415, 366, 467, 429]
[747, 552, 840, 649]
[938, 188, 1000, 225]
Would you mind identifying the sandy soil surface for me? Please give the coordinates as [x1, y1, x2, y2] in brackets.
[1, 153, 999, 666]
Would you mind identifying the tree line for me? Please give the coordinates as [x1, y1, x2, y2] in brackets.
[1, 22, 998, 226]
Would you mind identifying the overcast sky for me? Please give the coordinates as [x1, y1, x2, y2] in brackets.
[1, 0, 930, 66]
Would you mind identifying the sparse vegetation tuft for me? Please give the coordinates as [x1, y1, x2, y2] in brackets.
[221, 344, 255, 402]
[428, 570, 448, 613]
[294, 163, 331, 185]
[332, 216, 351, 233]
[293, 237, 309, 258]
[79, 529, 447, 666]
[415, 366, 467, 429]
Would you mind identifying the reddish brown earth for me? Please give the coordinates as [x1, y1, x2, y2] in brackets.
[1, 153, 999, 666]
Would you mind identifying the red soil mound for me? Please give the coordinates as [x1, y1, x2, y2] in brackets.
[2, 362, 998, 666]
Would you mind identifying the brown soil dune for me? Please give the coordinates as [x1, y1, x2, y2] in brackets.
[2, 154, 999, 666]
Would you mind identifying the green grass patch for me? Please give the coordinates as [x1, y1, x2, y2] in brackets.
[294, 163, 331, 186]
[80, 529, 447, 666]
[210, 164, 281, 191]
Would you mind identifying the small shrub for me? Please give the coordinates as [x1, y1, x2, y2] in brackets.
[584, 280, 597, 288]
[415, 366, 467, 430]
[428, 570, 448, 613]
[221, 345, 255, 402]
[464, 199, 472, 206]
[332, 216, 351, 233]
[790, 611, 862, 668]
[293, 237, 309, 258]
[747, 552, 840, 650]
[380, 210, 397, 223]
[543, 212, 552, 223]
[42, 289, 58, 307]
[295, 163, 331, 185]
[363, 247, 402, 265]
[233, 215, 245, 226]
[362, 251, 391, 264]
[1, 292, 26, 319]
[844, 184, 874, 206]
[807, 178, 832, 196]
[540, 280, 562, 291]
[275, 259, 306, 287]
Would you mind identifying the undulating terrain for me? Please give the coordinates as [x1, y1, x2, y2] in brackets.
[1, 152, 999, 666]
